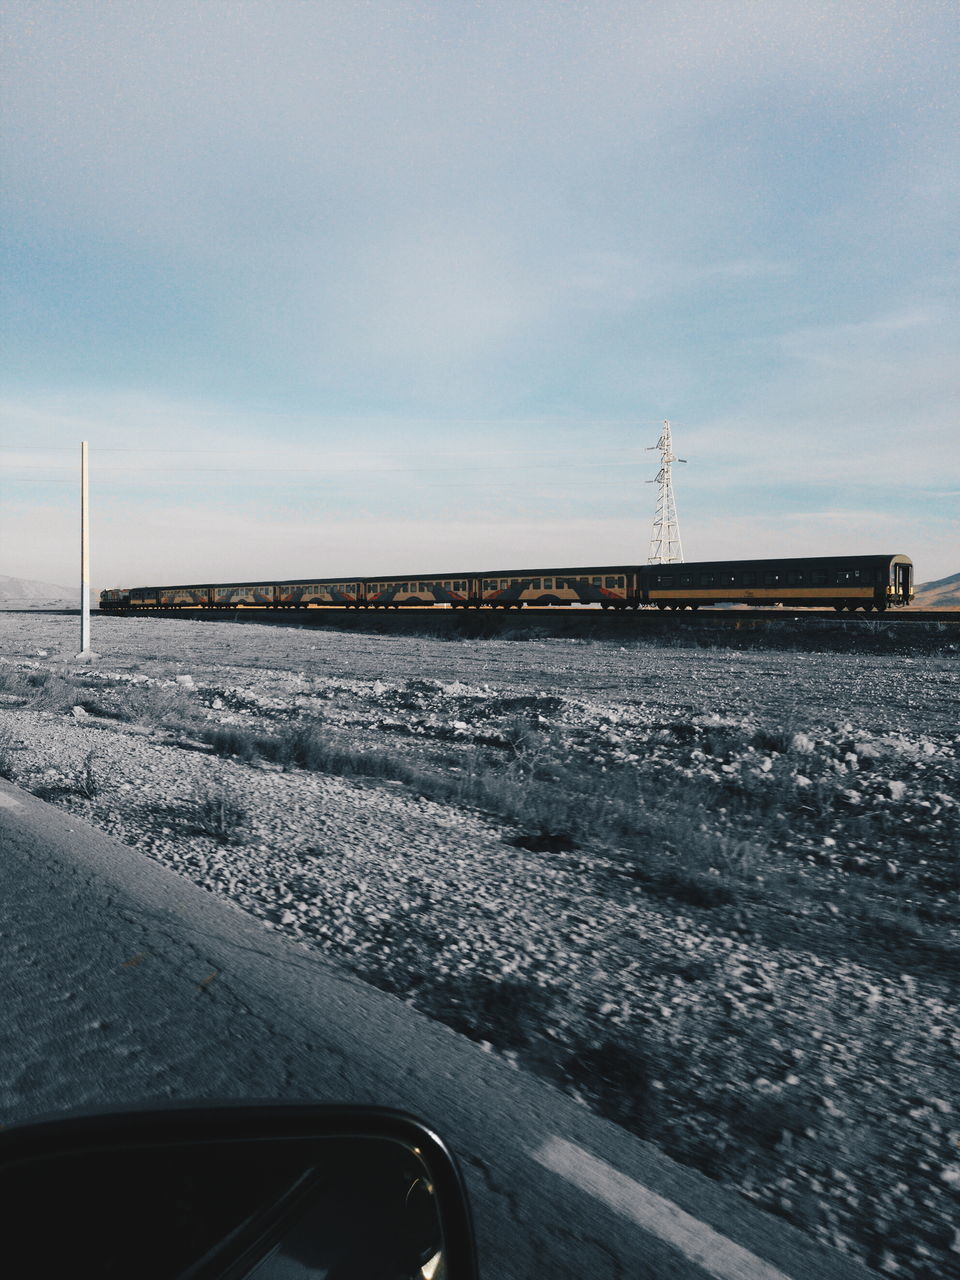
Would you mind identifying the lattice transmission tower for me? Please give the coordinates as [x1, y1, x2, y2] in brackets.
[646, 420, 686, 563]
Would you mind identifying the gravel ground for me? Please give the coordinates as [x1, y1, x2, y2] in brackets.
[1, 613, 958, 1279]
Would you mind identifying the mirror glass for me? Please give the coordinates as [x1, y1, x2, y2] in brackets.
[0, 1134, 444, 1279]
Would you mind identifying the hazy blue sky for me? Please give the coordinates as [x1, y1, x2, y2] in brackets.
[2, 0, 957, 590]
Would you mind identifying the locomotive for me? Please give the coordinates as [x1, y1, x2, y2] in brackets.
[100, 553, 914, 614]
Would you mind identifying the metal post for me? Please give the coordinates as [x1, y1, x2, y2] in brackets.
[79, 441, 91, 655]
[646, 420, 687, 563]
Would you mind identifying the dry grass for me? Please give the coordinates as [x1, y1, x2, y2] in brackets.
[195, 712, 959, 968]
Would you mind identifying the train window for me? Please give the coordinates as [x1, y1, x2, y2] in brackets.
[742, 572, 756, 586]
[531, 579, 541, 589]
[699, 574, 715, 587]
[555, 578, 564, 588]
[811, 571, 826, 585]
[720, 573, 736, 586]
[680, 574, 693, 587]
[787, 571, 803, 586]
[605, 576, 616, 588]
[543, 578, 553, 588]
[763, 572, 780, 586]
[511, 579, 519, 586]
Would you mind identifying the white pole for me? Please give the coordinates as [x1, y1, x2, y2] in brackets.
[80, 440, 90, 654]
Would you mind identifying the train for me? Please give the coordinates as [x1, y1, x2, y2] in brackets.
[99, 553, 914, 614]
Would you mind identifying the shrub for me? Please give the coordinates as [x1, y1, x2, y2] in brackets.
[721, 1089, 820, 1151]
[188, 782, 248, 844]
[28, 672, 78, 713]
[507, 829, 577, 854]
[123, 683, 198, 729]
[416, 973, 556, 1052]
[641, 866, 738, 909]
[73, 750, 101, 799]
[0, 726, 18, 780]
[562, 1035, 656, 1135]
[203, 725, 260, 762]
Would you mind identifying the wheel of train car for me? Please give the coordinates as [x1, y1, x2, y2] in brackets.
[834, 604, 845, 612]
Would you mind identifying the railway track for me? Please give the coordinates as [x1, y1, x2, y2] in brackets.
[93, 605, 958, 623]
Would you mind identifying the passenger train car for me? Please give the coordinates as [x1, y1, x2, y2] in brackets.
[100, 554, 914, 614]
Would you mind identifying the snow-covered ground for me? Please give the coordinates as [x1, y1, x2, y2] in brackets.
[1, 613, 958, 1279]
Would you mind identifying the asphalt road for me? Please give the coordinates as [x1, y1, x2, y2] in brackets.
[0, 779, 880, 1279]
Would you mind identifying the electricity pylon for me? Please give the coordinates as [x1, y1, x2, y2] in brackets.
[646, 420, 686, 563]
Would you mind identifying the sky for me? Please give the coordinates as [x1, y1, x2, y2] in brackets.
[1, 0, 958, 591]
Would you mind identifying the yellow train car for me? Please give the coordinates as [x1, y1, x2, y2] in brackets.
[642, 555, 913, 612]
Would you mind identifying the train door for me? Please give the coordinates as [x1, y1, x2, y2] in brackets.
[895, 561, 912, 604]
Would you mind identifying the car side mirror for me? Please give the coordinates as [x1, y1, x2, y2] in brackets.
[0, 1103, 477, 1279]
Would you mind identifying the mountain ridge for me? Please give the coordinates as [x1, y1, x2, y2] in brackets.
[911, 571, 960, 609]
[0, 575, 81, 606]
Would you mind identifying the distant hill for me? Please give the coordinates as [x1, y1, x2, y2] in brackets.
[911, 571, 960, 609]
[0, 575, 81, 608]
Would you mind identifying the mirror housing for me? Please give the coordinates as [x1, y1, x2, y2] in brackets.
[0, 1103, 477, 1279]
